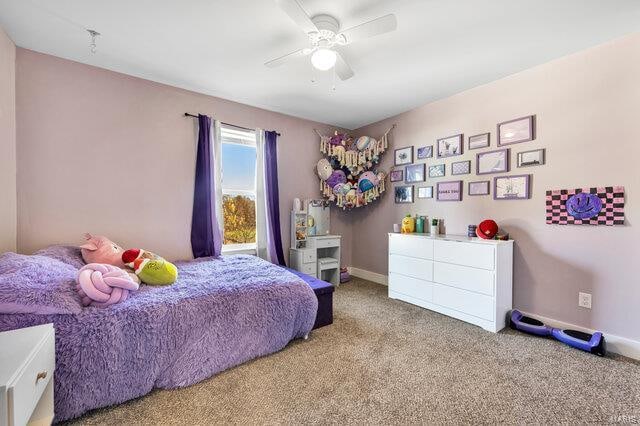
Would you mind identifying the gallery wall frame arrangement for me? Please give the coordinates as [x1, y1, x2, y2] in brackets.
[469, 180, 490, 196]
[497, 115, 535, 146]
[395, 185, 414, 203]
[395, 146, 414, 166]
[437, 134, 463, 158]
[417, 186, 433, 199]
[494, 174, 531, 200]
[417, 146, 433, 159]
[517, 148, 545, 167]
[468, 133, 490, 150]
[429, 164, 446, 178]
[437, 180, 463, 202]
[477, 148, 510, 175]
[405, 163, 426, 183]
[451, 160, 471, 176]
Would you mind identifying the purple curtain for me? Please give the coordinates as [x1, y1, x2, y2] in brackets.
[191, 114, 222, 258]
[265, 130, 286, 266]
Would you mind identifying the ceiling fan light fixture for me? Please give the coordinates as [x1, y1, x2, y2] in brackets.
[311, 48, 337, 71]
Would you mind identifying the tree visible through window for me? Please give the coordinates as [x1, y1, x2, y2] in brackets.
[220, 125, 257, 247]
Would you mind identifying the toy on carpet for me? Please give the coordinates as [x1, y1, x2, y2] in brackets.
[122, 249, 178, 286]
[76, 263, 139, 308]
[510, 309, 606, 356]
[79, 233, 126, 267]
[340, 267, 350, 283]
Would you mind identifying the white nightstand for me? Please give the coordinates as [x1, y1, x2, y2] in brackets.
[0, 324, 55, 426]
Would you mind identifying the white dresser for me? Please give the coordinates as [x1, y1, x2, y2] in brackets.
[0, 324, 55, 426]
[388, 233, 513, 332]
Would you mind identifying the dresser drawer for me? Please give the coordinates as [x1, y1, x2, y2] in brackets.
[434, 240, 495, 270]
[314, 238, 340, 249]
[389, 273, 433, 302]
[300, 263, 317, 276]
[389, 254, 433, 281]
[432, 283, 494, 321]
[9, 331, 55, 426]
[389, 234, 433, 260]
[302, 250, 316, 264]
[433, 262, 494, 296]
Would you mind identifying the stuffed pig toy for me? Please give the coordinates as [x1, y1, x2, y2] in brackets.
[79, 233, 126, 268]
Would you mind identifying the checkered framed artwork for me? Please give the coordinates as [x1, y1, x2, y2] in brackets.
[545, 186, 624, 226]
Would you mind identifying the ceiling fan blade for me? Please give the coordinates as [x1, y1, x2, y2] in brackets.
[264, 48, 308, 68]
[339, 14, 397, 44]
[335, 52, 354, 81]
[275, 0, 318, 34]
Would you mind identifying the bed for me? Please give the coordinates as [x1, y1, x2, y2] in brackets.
[0, 246, 318, 422]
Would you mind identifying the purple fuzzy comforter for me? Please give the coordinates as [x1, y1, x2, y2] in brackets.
[0, 247, 317, 422]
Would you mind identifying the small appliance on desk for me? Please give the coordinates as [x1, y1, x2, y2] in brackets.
[289, 199, 342, 286]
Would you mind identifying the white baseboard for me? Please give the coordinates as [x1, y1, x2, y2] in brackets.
[520, 310, 640, 361]
[346, 267, 639, 360]
[348, 267, 387, 286]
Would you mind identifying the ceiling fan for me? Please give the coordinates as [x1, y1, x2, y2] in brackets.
[265, 0, 397, 80]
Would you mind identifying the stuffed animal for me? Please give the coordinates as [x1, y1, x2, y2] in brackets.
[79, 233, 126, 268]
[122, 249, 177, 286]
[401, 215, 415, 233]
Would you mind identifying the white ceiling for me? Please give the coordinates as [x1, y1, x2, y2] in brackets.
[1, 0, 639, 129]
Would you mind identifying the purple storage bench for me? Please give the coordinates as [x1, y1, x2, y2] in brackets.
[285, 267, 334, 329]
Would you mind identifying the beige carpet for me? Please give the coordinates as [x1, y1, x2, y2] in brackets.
[68, 279, 640, 425]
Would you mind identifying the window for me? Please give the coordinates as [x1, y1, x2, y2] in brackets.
[220, 124, 257, 250]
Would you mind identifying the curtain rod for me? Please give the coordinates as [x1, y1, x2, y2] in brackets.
[184, 113, 281, 136]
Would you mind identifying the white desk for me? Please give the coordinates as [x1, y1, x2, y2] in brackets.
[289, 235, 341, 286]
[0, 324, 55, 426]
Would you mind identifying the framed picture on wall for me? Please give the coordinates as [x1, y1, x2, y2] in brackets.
[468, 133, 490, 150]
[417, 146, 433, 159]
[395, 185, 414, 203]
[451, 160, 471, 175]
[468, 180, 490, 196]
[436, 180, 463, 201]
[477, 148, 509, 175]
[494, 174, 531, 200]
[437, 134, 463, 158]
[390, 169, 403, 182]
[429, 164, 446, 178]
[418, 186, 433, 198]
[394, 146, 414, 166]
[498, 115, 535, 146]
[405, 164, 426, 183]
[517, 148, 545, 167]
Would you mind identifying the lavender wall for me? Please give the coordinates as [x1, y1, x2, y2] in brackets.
[15, 49, 351, 264]
[353, 33, 640, 342]
[0, 26, 16, 253]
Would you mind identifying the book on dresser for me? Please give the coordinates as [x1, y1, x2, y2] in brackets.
[388, 233, 513, 332]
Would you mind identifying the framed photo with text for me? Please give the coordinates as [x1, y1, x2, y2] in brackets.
[436, 180, 463, 201]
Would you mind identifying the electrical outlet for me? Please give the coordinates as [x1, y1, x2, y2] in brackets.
[578, 292, 592, 309]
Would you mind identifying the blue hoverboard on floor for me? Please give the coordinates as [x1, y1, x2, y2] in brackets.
[510, 310, 606, 357]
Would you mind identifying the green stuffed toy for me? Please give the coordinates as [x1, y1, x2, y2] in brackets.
[121, 249, 178, 286]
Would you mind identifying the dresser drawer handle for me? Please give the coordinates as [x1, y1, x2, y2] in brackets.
[36, 371, 47, 383]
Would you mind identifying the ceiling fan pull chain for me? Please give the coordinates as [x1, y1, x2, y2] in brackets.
[332, 67, 336, 91]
